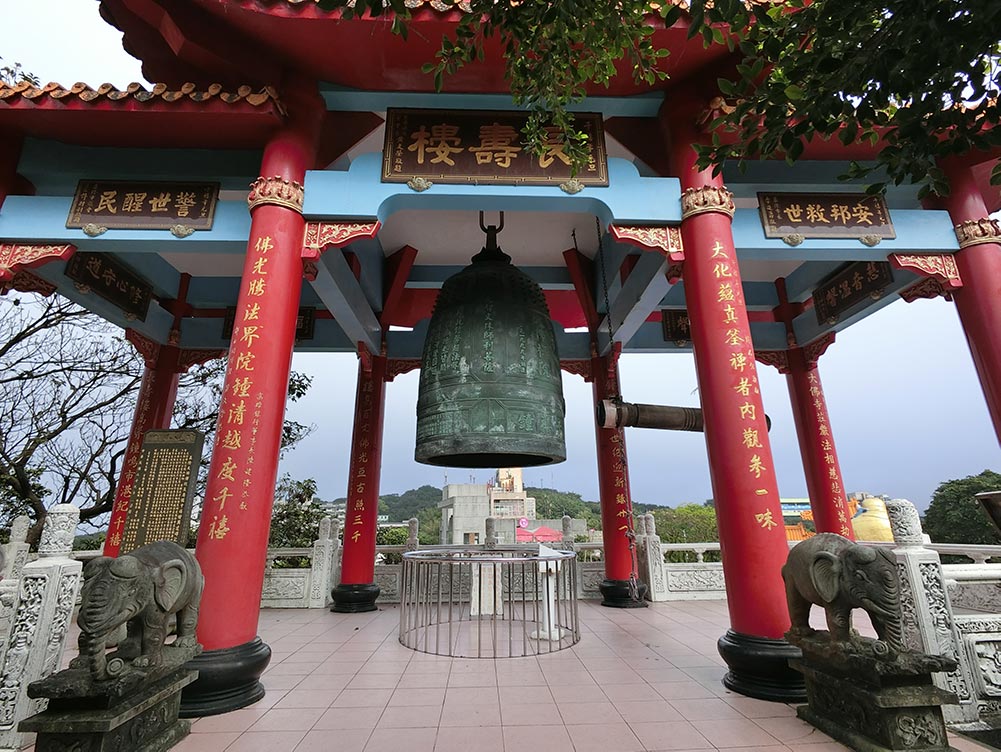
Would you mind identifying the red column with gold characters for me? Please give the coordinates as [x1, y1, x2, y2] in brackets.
[935, 162, 1001, 441]
[103, 336, 182, 556]
[332, 352, 387, 612]
[590, 354, 646, 607]
[668, 112, 803, 701]
[183, 87, 323, 718]
[784, 348, 854, 538]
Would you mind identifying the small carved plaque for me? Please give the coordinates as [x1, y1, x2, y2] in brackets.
[63, 252, 153, 321]
[67, 181, 219, 231]
[813, 261, 894, 325]
[382, 108, 608, 186]
[759, 193, 895, 240]
[661, 310, 691, 344]
[119, 430, 203, 554]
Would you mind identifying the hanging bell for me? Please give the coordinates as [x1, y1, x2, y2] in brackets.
[415, 213, 566, 468]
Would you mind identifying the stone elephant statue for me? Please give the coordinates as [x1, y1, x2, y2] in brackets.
[782, 533, 903, 651]
[71, 541, 203, 680]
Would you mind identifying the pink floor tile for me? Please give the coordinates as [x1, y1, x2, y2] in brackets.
[172, 731, 241, 751]
[247, 708, 325, 733]
[670, 698, 745, 721]
[379, 704, 443, 728]
[751, 717, 836, 745]
[613, 700, 684, 724]
[630, 721, 714, 751]
[190, 709, 270, 734]
[365, 727, 437, 752]
[313, 706, 385, 730]
[294, 728, 371, 752]
[558, 700, 624, 725]
[435, 726, 504, 752]
[503, 724, 574, 752]
[224, 730, 308, 751]
[690, 719, 784, 748]
[566, 722, 645, 752]
[438, 703, 502, 727]
[499, 702, 563, 726]
[330, 688, 394, 708]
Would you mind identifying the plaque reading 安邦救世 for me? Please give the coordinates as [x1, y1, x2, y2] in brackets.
[382, 108, 608, 186]
[661, 311, 691, 345]
[63, 251, 153, 321]
[758, 193, 895, 240]
[119, 430, 204, 554]
[66, 180, 219, 231]
[813, 261, 894, 325]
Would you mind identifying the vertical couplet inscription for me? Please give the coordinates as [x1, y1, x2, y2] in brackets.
[204, 234, 273, 543]
[349, 379, 375, 547]
[705, 239, 780, 533]
[807, 372, 852, 537]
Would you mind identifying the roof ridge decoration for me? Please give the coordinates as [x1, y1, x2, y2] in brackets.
[0, 80, 283, 108]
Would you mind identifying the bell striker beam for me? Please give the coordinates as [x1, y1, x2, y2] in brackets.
[591, 354, 646, 607]
[935, 162, 1001, 441]
[332, 352, 388, 613]
[184, 86, 323, 717]
[667, 109, 803, 701]
[103, 335, 182, 557]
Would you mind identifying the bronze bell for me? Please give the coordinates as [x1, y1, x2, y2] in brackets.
[415, 213, 566, 468]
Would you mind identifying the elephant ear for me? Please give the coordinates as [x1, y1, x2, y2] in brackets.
[154, 560, 186, 612]
[810, 551, 842, 604]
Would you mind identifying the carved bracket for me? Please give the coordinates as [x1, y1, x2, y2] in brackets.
[754, 350, 790, 374]
[608, 225, 685, 264]
[889, 253, 963, 289]
[248, 176, 304, 214]
[802, 332, 836, 368]
[0, 243, 76, 282]
[177, 349, 226, 372]
[681, 186, 735, 220]
[955, 217, 1001, 249]
[0, 270, 57, 297]
[386, 358, 422, 382]
[125, 329, 161, 368]
[560, 359, 592, 381]
[302, 221, 381, 265]
[899, 277, 955, 304]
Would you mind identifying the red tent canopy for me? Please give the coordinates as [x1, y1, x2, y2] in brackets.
[516, 525, 563, 543]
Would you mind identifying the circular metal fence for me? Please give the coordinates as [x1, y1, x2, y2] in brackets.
[399, 546, 580, 658]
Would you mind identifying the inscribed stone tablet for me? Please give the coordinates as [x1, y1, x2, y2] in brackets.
[119, 430, 203, 554]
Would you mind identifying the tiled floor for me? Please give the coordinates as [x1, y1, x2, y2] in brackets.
[163, 600, 990, 752]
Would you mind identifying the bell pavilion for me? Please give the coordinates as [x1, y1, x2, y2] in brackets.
[1, 0, 1000, 718]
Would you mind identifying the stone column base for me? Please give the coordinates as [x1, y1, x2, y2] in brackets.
[180, 638, 271, 717]
[718, 630, 806, 702]
[331, 582, 380, 613]
[599, 579, 649, 608]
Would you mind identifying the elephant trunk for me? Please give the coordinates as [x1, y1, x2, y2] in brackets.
[80, 635, 107, 680]
[861, 596, 905, 652]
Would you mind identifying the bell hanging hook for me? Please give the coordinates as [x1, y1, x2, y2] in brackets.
[479, 211, 505, 234]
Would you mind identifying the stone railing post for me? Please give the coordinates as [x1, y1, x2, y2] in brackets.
[328, 519, 343, 597]
[561, 515, 573, 547]
[886, 498, 978, 723]
[484, 517, 498, 549]
[308, 517, 337, 608]
[636, 514, 667, 602]
[406, 518, 420, 552]
[0, 516, 31, 666]
[0, 505, 83, 751]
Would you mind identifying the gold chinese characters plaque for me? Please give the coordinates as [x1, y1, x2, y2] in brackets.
[758, 193, 895, 240]
[382, 108, 608, 186]
[67, 181, 220, 231]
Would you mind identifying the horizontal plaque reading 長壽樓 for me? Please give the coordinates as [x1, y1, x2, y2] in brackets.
[223, 306, 316, 342]
[758, 193, 895, 240]
[63, 251, 153, 321]
[119, 430, 204, 554]
[813, 261, 894, 325]
[661, 310, 691, 345]
[66, 180, 219, 231]
[382, 108, 608, 186]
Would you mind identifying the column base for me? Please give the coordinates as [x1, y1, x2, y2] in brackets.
[331, 582, 381, 613]
[717, 630, 805, 702]
[599, 579, 649, 609]
[179, 637, 271, 717]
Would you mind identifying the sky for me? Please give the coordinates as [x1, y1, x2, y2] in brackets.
[3, 1, 1000, 513]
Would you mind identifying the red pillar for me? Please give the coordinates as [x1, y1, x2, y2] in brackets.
[590, 355, 645, 607]
[184, 87, 322, 716]
[935, 163, 1001, 442]
[332, 353, 387, 612]
[103, 340, 182, 556]
[667, 109, 803, 701]
[784, 349, 854, 538]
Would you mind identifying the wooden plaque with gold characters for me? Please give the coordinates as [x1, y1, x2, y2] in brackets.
[383, 108, 608, 186]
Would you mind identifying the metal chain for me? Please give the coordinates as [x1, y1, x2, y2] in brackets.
[594, 217, 641, 604]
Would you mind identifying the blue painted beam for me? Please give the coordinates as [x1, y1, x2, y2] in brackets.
[179, 315, 356, 352]
[659, 281, 780, 311]
[621, 319, 790, 354]
[781, 261, 844, 304]
[597, 250, 671, 355]
[303, 154, 681, 226]
[308, 249, 382, 354]
[405, 265, 574, 289]
[384, 320, 592, 360]
[731, 208, 957, 259]
[18, 139, 261, 195]
[791, 267, 921, 346]
[0, 197, 252, 254]
[319, 84, 665, 118]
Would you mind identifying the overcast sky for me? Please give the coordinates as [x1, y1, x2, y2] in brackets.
[4, 2, 999, 512]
